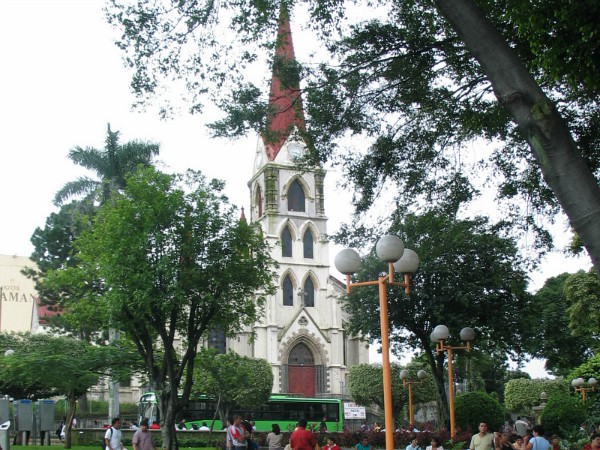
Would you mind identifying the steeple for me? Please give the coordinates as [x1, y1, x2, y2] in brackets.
[262, 6, 306, 161]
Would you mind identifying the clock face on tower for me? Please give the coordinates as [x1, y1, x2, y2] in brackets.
[288, 143, 305, 159]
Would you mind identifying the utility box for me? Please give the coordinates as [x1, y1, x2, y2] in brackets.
[14, 400, 33, 431]
[37, 400, 54, 431]
[0, 420, 10, 450]
[0, 399, 9, 424]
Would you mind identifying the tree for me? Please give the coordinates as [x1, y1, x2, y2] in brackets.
[454, 391, 504, 433]
[50, 167, 276, 450]
[341, 209, 533, 424]
[527, 273, 594, 376]
[503, 378, 569, 414]
[192, 349, 274, 426]
[348, 362, 436, 425]
[565, 269, 600, 340]
[106, 0, 600, 273]
[0, 333, 141, 448]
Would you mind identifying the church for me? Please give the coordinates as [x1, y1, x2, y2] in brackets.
[223, 7, 369, 398]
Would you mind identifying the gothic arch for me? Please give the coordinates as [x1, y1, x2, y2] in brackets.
[283, 175, 312, 201]
[280, 330, 328, 367]
[253, 182, 263, 218]
[276, 219, 299, 239]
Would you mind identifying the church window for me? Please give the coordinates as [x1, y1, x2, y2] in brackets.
[282, 226, 292, 257]
[288, 180, 305, 212]
[208, 329, 226, 354]
[303, 277, 315, 307]
[283, 275, 294, 306]
[255, 186, 263, 217]
[303, 230, 314, 258]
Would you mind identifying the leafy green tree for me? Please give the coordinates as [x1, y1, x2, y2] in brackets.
[565, 269, 600, 340]
[540, 395, 586, 437]
[468, 351, 530, 403]
[341, 209, 532, 423]
[348, 362, 436, 425]
[527, 273, 594, 376]
[504, 378, 569, 414]
[106, 0, 600, 272]
[454, 391, 504, 433]
[0, 333, 141, 448]
[192, 349, 274, 426]
[49, 167, 276, 450]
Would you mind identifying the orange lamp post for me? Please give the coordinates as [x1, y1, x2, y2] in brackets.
[335, 235, 419, 450]
[430, 325, 475, 439]
[400, 369, 427, 429]
[572, 377, 597, 402]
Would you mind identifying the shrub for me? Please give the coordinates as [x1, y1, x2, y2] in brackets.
[454, 391, 504, 432]
[540, 395, 586, 437]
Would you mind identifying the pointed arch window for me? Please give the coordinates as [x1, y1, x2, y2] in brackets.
[303, 230, 314, 259]
[255, 186, 263, 217]
[282, 226, 292, 257]
[288, 180, 305, 212]
[303, 277, 315, 307]
[283, 275, 294, 306]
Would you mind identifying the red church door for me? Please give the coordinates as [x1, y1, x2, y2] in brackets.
[288, 343, 315, 397]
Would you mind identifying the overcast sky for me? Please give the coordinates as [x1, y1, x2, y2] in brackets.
[0, 0, 591, 377]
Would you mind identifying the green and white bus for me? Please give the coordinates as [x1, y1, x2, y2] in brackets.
[139, 393, 344, 431]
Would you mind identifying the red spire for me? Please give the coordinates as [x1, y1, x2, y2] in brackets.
[240, 206, 247, 222]
[263, 6, 306, 161]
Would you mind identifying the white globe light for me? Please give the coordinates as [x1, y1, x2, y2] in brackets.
[589, 378, 597, 387]
[417, 370, 427, 380]
[460, 327, 476, 342]
[431, 325, 450, 342]
[375, 235, 404, 263]
[334, 249, 361, 275]
[4, 349, 14, 357]
[393, 248, 420, 274]
[400, 369, 409, 380]
[572, 378, 584, 388]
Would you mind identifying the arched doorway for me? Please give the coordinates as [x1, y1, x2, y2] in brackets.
[288, 342, 315, 397]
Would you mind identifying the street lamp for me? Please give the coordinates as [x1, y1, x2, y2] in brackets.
[431, 325, 475, 439]
[400, 369, 426, 429]
[335, 235, 419, 450]
[572, 377, 597, 402]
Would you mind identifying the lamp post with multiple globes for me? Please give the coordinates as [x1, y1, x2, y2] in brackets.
[430, 324, 475, 439]
[335, 235, 419, 450]
[400, 369, 427, 429]
[572, 377, 597, 402]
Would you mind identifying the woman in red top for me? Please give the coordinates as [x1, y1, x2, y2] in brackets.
[323, 437, 340, 450]
[583, 432, 600, 450]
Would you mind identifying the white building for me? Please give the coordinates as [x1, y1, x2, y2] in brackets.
[224, 8, 369, 397]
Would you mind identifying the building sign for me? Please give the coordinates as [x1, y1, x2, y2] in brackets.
[0, 255, 37, 332]
[344, 402, 366, 419]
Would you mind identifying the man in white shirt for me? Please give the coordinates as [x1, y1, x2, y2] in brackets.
[105, 418, 124, 450]
[470, 422, 494, 450]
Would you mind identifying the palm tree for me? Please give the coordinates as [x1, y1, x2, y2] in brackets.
[53, 123, 160, 206]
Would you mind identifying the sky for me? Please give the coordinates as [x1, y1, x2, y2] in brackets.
[0, 0, 591, 378]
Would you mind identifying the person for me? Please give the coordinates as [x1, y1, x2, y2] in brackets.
[583, 432, 600, 450]
[524, 425, 550, 450]
[323, 436, 340, 450]
[319, 418, 328, 433]
[427, 437, 444, 450]
[406, 436, 421, 450]
[149, 422, 160, 430]
[132, 419, 158, 450]
[470, 422, 494, 450]
[515, 418, 529, 438]
[290, 418, 316, 450]
[495, 433, 513, 450]
[178, 419, 187, 430]
[241, 418, 256, 450]
[513, 436, 525, 450]
[199, 422, 211, 431]
[266, 424, 284, 449]
[105, 417, 124, 450]
[359, 422, 370, 433]
[228, 415, 249, 450]
[356, 436, 372, 450]
[372, 423, 381, 433]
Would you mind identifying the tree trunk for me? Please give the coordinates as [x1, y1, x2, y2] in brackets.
[160, 391, 178, 450]
[108, 328, 120, 423]
[424, 345, 449, 428]
[64, 394, 77, 449]
[434, 0, 600, 273]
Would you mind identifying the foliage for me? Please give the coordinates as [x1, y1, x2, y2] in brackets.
[192, 348, 274, 422]
[528, 273, 594, 376]
[504, 378, 569, 413]
[50, 166, 276, 450]
[453, 391, 504, 433]
[468, 351, 530, 403]
[567, 354, 600, 405]
[565, 269, 600, 340]
[348, 362, 436, 422]
[540, 395, 586, 437]
[26, 125, 160, 341]
[584, 399, 600, 432]
[341, 209, 533, 423]
[106, 0, 600, 272]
